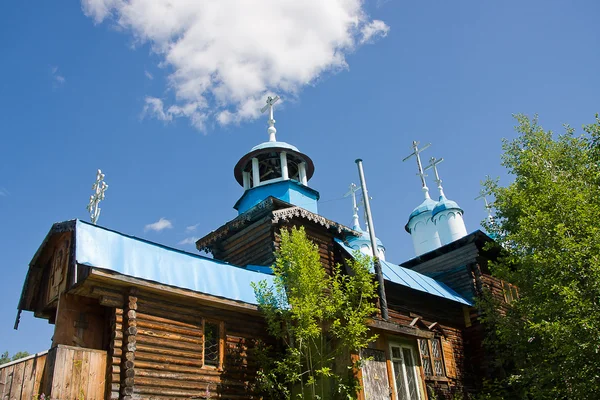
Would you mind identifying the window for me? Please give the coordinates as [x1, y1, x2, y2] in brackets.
[418, 338, 445, 379]
[502, 281, 519, 303]
[390, 343, 422, 400]
[203, 321, 223, 368]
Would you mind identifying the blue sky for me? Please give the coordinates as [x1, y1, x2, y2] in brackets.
[1, 1, 599, 355]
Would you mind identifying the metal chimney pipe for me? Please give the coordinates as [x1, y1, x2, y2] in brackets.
[355, 159, 389, 320]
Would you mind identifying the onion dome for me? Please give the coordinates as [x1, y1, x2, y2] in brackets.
[426, 156, 467, 245]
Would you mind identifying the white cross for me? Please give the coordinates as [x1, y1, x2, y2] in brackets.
[425, 156, 445, 197]
[86, 169, 108, 225]
[343, 183, 361, 215]
[261, 95, 280, 142]
[402, 141, 431, 188]
[475, 191, 493, 222]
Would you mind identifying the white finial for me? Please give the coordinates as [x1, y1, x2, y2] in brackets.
[344, 183, 362, 230]
[402, 140, 432, 199]
[260, 95, 280, 142]
[475, 191, 494, 223]
[86, 169, 108, 225]
[425, 157, 445, 198]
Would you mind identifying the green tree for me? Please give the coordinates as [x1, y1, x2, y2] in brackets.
[252, 226, 378, 400]
[0, 351, 31, 365]
[480, 114, 600, 399]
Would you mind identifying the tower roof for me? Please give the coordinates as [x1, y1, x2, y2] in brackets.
[432, 195, 463, 217]
[233, 142, 314, 186]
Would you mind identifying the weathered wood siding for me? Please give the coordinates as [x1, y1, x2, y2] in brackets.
[42, 345, 107, 400]
[360, 348, 391, 400]
[0, 352, 47, 400]
[213, 218, 275, 267]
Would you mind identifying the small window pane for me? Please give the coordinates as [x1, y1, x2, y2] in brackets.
[204, 322, 220, 367]
[393, 361, 409, 400]
[419, 340, 432, 376]
[392, 346, 401, 359]
[402, 348, 419, 399]
[431, 339, 441, 358]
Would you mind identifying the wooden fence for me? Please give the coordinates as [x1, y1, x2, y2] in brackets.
[0, 345, 107, 400]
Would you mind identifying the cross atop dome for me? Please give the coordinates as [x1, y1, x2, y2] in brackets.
[260, 95, 280, 142]
[344, 183, 362, 231]
[425, 156, 445, 198]
[402, 141, 432, 199]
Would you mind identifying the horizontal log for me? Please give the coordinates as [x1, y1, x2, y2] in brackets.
[137, 327, 203, 345]
[135, 376, 215, 391]
[100, 295, 123, 308]
[134, 360, 202, 374]
[134, 383, 216, 397]
[136, 334, 201, 352]
[136, 311, 201, 330]
[135, 350, 203, 367]
[136, 318, 202, 337]
[135, 343, 201, 359]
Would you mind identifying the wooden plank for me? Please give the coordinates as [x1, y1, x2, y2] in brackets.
[32, 354, 47, 397]
[9, 360, 25, 400]
[19, 358, 35, 400]
[1, 364, 14, 399]
[50, 345, 67, 400]
[368, 319, 435, 339]
[69, 348, 84, 400]
[0, 364, 6, 399]
[87, 349, 107, 400]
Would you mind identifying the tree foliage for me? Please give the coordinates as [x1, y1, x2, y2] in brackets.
[252, 226, 378, 399]
[480, 114, 600, 399]
[0, 351, 31, 365]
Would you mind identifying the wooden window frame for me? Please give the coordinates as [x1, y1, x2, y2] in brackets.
[502, 281, 519, 303]
[418, 337, 447, 382]
[389, 341, 424, 400]
[202, 319, 225, 370]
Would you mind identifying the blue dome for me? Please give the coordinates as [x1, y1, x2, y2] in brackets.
[408, 197, 437, 220]
[348, 227, 384, 248]
[250, 141, 299, 152]
[432, 196, 463, 217]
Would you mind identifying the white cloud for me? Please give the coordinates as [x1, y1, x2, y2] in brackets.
[81, 0, 389, 131]
[144, 70, 154, 80]
[360, 20, 389, 44]
[178, 236, 199, 246]
[0, 187, 9, 197]
[185, 223, 199, 233]
[51, 66, 66, 87]
[144, 217, 173, 232]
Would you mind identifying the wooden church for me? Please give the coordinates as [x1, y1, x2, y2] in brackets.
[2, 99, 512, 400]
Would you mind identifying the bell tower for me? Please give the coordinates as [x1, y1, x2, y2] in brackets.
[233, 96, 319, 214]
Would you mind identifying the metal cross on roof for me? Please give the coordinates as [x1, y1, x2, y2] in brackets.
[475, 191, 493, 222]
[260, 95, 280, 142]
[402, 141, 431, 188]
[425, 156, 445, 197]
[86, 169, 108, 225]
[344, 183, 361, 215]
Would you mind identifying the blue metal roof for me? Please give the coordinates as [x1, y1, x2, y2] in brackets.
[408, 197, 437, 220]
[250, 141, 299, 152]
[335, 239, 471, 306]
[432, 195, 463, 217]
[75, 220, 273, 305]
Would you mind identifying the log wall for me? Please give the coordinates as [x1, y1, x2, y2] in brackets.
[104, 289, 270, 400]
